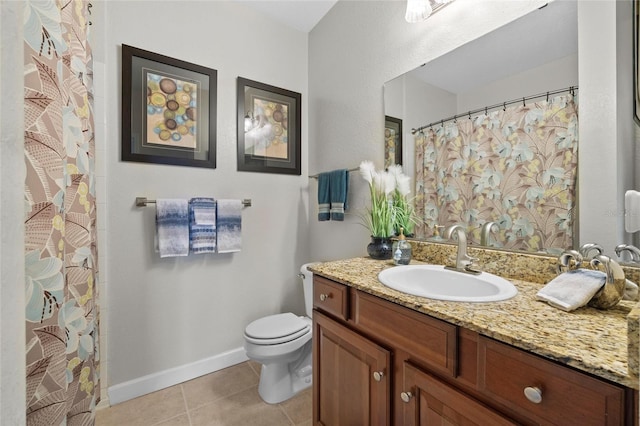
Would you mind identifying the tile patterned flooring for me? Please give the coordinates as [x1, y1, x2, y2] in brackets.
[95, 361, 311, 426]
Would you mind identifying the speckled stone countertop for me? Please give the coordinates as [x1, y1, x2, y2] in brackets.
[309, 256, 640, 390]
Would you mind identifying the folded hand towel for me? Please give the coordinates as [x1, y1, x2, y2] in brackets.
[189, 197, 217, 254]
[317, 172, 330, 221]
[624, 279, 639, 301]
[625, 190, 640, 232]
[217, 199, 242, 253]
[536, 269, 606, 312]
[329, 169, 349, 221]
[156, 199, 189, 258]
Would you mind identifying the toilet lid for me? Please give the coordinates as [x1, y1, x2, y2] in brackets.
[245, 312, 309, 341]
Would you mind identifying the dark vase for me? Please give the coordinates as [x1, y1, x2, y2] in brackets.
[367, 236, 393, 260]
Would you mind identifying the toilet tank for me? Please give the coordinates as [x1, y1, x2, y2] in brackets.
[300, 263, 319, 318]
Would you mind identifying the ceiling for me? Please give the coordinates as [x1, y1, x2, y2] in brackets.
[235, 0, 338, 33]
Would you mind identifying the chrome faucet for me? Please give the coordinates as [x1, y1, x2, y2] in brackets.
[480, 222, 499, 247]
[444, 225, 480, 274]
[615, 244, 640, 263]
[579, 243, 604, 259]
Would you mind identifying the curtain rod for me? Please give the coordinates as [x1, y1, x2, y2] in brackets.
[309, 167, 359, 179]
[411, 86, 578, 135]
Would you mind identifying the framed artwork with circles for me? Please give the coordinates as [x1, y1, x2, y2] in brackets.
[121, 44, 217, 168]
[236, 77, 301, 175]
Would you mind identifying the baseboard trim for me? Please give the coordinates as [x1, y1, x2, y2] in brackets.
[107, 347, 249, 405]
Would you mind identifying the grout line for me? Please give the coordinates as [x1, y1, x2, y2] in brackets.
[180, 384, 193, 426]
[278, 404, 296, 426]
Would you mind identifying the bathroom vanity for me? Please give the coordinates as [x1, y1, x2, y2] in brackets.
[310, 257, 640, 425]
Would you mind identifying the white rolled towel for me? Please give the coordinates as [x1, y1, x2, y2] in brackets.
[536, 269, 606, 312]
[625, 190, 640, 233]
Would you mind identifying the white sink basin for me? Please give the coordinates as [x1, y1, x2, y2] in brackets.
[377, 265, 518, 302]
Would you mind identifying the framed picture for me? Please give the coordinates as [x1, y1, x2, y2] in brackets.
[384, 115, 403, 168]
[634, 0, 640, 124]
[237, 77, 301, 175]
[121, 44, 217, 168]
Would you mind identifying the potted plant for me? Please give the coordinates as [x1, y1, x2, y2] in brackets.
[359, 161, 395, 259]
[387, 164, 419, 237]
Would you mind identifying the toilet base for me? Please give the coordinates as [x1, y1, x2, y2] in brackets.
[257, 343, 312, 404]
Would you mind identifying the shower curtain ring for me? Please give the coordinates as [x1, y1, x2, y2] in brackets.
[522, 97, 526, 107]
[503, 102, 506, 111]
[546, 92, 549, 102]
[468, 111, 472, 120]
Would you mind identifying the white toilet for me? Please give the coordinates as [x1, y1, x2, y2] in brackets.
[243, 262, 318, 404]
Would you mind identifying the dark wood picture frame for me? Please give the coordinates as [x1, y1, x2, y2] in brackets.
[121, 44, 217, 168]
[236, 77, 301, 175]
[384, 115, 403, 168]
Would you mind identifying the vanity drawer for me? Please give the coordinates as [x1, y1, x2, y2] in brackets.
[313, 276, 348, 321]
[478, 336, 625, 425]
[352, 290, 457, 377]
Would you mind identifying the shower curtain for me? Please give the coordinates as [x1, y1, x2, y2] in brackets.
[414, 94, 579, 252]
[23, 1, 99, 424]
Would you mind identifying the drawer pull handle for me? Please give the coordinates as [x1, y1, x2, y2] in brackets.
[524, 386, 543, 404]
[400, 392, 413, 403]
[373, 371, 384, 382]
[319, 293, 331, 301]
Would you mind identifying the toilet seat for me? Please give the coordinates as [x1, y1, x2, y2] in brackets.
[245, 313, 311, 345]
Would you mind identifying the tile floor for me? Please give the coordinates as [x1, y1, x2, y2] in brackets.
[95, 361, 311, 426]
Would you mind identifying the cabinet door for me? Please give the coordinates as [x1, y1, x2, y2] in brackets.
[313, 311, 391, 425]
[400, 362, 517, 426]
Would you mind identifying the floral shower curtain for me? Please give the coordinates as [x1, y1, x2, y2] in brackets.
[414, 94, 578, 252]
[23, 0, 99, 424]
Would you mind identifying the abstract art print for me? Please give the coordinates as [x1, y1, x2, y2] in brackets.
[237, 77, 301, 175]
[122, 44, 217, 168]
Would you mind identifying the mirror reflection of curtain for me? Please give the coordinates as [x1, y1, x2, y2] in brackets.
[414, 94, 578, 252]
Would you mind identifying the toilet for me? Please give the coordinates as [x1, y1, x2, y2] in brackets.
[243, 262, 318, 404]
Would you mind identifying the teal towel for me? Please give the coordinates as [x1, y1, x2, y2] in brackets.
[317, 172, 330, 221]
[329, 169, 349, 221]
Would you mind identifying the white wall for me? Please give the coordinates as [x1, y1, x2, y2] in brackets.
[103, 1, 310, 398]
[0, 1, 26, 423]
[308, 0, 551, 262]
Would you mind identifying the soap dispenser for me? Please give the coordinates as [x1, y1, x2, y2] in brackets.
[393, 228, 412, 265]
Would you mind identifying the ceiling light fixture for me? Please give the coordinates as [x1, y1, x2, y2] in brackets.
[405, 0, 454, 23]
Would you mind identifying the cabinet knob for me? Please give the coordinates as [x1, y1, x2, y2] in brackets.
[524, 386, 543, 404]
[319, 293, 330, 301]
[400, 391, 413, 403]
[373, 371, 384, 381]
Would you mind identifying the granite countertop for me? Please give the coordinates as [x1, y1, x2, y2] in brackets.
[309, 257, 640, 390]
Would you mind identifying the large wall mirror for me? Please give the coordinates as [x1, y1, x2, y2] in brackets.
[384, 0, 637, 259]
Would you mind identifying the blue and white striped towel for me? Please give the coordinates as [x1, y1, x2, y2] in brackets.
[217, 199, 242, 253]
[156, 199, 189, 258]
[189, 197, 217, 254]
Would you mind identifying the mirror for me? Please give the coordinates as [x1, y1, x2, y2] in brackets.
[384, 1, 580, 254]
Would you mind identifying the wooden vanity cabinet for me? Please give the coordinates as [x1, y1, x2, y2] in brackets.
[312, 276, 635, 425]
[313, 311, 391, 425]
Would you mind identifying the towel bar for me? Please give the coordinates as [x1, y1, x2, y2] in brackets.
[309, 167, 358, 179]
[136, 197, 252, 207]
